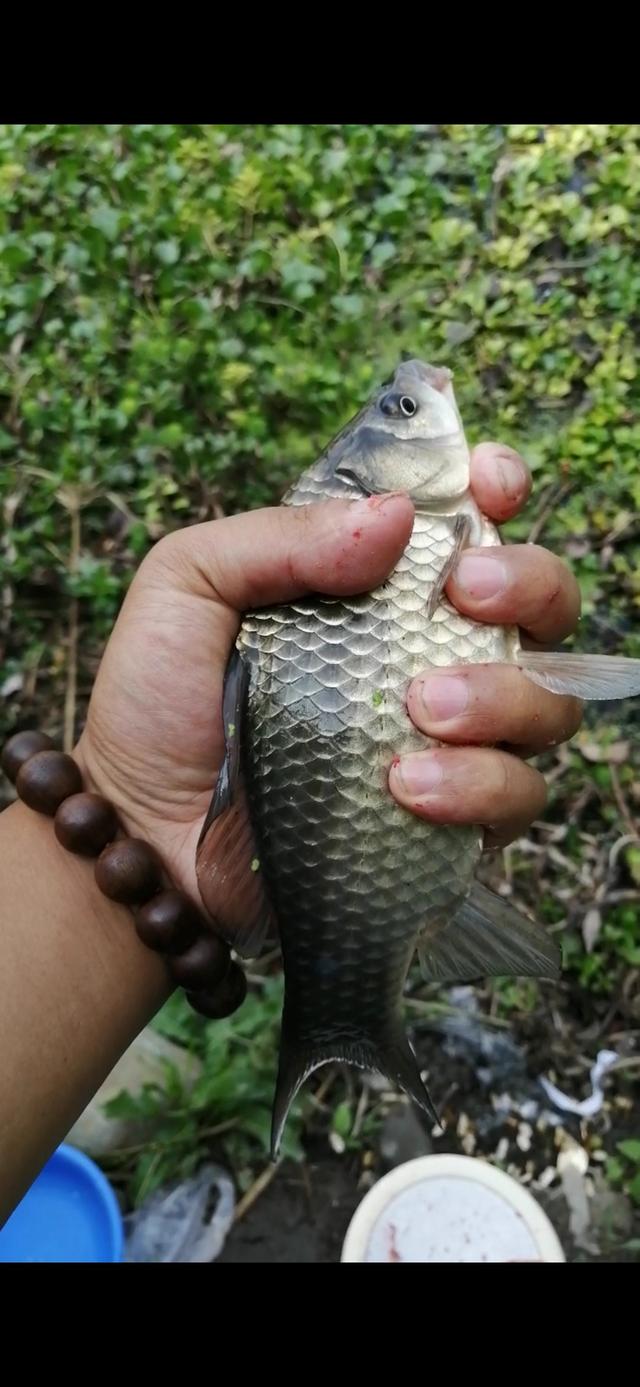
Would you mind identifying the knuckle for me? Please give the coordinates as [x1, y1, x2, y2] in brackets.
[288, 503, 315, 528]
[491, 751, 513, 801]
[465, 705, 503, 743]
[137, 531, 180, 584]
[148, 531, 178, 568]
[528, 765, 548, 814]
[529, 547, 581, 610]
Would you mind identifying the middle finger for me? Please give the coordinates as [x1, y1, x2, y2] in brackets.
[406, 664, 583, 756]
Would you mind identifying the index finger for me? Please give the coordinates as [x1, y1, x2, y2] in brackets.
[469, 442, 532, 523]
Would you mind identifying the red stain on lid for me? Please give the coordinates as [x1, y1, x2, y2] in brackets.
[387, 1222, 402, 1262]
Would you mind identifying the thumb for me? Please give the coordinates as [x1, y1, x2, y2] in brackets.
[148, 493, 415, 611]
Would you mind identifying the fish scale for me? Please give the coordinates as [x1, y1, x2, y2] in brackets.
[239, 506, 509, 942]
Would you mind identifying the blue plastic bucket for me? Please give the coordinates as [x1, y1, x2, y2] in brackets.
[0, 1144, 124, 1263]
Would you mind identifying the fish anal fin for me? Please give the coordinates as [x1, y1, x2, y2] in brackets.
[417, 880, 561, 984]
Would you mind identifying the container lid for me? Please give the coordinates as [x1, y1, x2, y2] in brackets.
[0, 1144, 124, 1263]
[341, 1154, 565, 1263]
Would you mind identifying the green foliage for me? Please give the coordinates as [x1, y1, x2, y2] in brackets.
[330, 1098, 381, 1152]
[491, 978, 540, 1017]
[563, 904, 640, 992]
[607, 1140, 640, 1206]
[2, 123, 640, 706]
[101, 977, 307, 1204]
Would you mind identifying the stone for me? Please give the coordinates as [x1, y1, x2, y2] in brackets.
[65, 1027, 202, 1158]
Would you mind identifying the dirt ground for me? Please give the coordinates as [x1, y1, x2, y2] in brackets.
[220, 992, 639, 1263]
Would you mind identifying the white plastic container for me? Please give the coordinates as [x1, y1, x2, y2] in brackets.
[341, 1154, 565, 1263]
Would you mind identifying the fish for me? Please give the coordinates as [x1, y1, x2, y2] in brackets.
[196, 358, 640, 1158]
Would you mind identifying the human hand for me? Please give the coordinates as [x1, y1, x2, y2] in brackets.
[76, 441, 582, 946]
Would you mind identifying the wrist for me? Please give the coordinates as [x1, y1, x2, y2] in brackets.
[1, 797, 171, 1016]
[3, 728, 246, 1025]
[0, 796, 171, 1223]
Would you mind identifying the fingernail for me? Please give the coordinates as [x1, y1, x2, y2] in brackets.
[395, 753, 444, 798]
[497, 454, 527, 500]
[419, 675, 468, 723]
[456, 554, 507, 600]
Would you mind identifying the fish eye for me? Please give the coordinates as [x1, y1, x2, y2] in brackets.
[380, 391, 419, 418]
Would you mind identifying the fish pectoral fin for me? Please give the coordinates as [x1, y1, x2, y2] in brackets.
[518, 650, 640, 702]
[196, 648, 274, 961]
[417, 881, 561, 983]
[271, 1017, 440, 1159]
[425, 512, 471, 620]
[198, 647, 247, 839]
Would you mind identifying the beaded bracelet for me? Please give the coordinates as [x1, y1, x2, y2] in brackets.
[1, 730, 246, 1021]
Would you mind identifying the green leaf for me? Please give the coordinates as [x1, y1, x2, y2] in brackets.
[104, 1089, 149, 1120]
[606, 1156, 624, 1184]
[89, 205, 121, 240]
[156, 239, 180, 266]
[617, 1140, 640, 1164]
[332, 1101, 353, 1138]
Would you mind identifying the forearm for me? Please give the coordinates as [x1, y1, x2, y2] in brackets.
[0, 799, 170, 1224]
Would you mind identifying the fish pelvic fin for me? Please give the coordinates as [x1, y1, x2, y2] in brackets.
[517, 649, 640, 702]
[425, 511, 472, 620]
[271, 1015, 440, 1160]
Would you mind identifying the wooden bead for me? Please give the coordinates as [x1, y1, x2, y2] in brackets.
[170, 934, 230, 991]
[187, 964, 247, 1019]
[2, 731, 55, 783]
[54, 793, 119, 857]
[95, 839, 162, 905]
[136, 891, 200, 955]
[16, 750, 83, 815]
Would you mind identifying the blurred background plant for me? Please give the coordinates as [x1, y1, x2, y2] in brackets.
[1, 126, 638, 1254]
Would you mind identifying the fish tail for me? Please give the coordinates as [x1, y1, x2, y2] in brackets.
[271, 1014, 440, 1160]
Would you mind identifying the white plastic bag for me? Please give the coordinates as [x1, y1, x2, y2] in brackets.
[124, 1164, 235, 1263]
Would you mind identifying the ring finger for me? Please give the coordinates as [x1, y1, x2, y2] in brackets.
[388, 746, 548, 850]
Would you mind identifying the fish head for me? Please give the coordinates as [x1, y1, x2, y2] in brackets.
[331, 359, 470, 507]
[377, 360, 462, 440]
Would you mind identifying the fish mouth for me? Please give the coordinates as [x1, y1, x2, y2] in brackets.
[394, 359, 452, 394]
